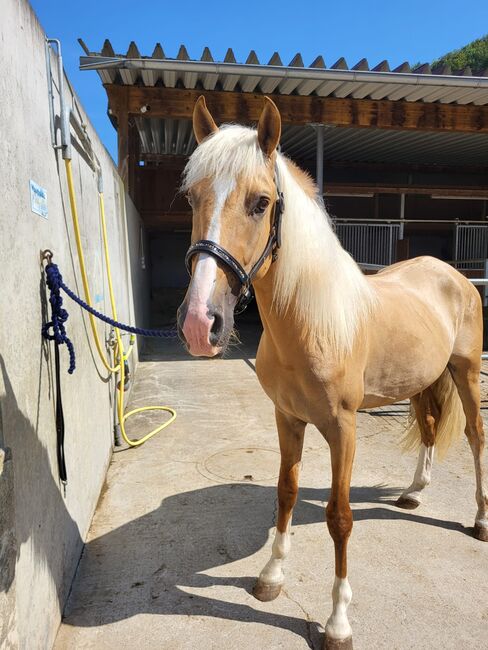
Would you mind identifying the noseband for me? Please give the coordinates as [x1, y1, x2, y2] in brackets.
[185, 164, 284, 314]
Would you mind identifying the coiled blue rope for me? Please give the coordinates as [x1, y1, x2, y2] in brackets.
[42, 262, 178, 373]
[42, 263, 77, 374]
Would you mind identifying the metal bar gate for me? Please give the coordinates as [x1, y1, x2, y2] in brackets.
[454, 224, 488, 271]
[333, 222, 401, 267]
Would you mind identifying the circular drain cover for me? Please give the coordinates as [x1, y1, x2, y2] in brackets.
[202, 447, 280, 482]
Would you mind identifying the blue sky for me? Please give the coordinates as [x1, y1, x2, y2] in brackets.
[31, 0, 488, 162]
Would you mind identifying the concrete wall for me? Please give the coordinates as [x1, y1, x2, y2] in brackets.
[0, 1, 150, 647]
[126, 196, 151, 327]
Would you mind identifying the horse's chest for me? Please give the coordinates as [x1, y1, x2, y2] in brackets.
[258, 373, 316, 423]
[255, 347, 331, 424]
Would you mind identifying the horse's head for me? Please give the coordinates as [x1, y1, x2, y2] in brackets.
[177, 96, 282, 357]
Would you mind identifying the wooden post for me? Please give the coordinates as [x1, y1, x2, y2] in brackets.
[316, 125, 324, 197]
[128, 119, 140, 204]
[109, 89, 130, 186]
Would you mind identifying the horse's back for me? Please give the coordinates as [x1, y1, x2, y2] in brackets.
[374, 255, 470, 287]
[371, 255, 480, 318]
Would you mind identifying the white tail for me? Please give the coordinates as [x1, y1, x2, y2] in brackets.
[402, 368, 466, 460]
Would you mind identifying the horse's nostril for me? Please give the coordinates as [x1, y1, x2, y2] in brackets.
[209, 312, 223, 345]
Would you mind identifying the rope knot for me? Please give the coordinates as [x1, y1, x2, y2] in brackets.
[42, 262, 76, 374]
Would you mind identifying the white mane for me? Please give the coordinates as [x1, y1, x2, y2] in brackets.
[273, 155, 376, 353]
[183, 124, 376, 355]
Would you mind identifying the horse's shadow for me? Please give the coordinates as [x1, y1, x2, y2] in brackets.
[62, 479, 470, 645]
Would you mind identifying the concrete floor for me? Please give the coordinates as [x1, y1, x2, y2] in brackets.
[55, 324, 488, 650]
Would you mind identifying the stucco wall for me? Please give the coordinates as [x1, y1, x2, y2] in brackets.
[0, 1, 150, 647]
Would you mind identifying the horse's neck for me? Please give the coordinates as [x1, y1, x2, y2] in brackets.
[252, 164, 374, 358]
[253, 264, 305, 355]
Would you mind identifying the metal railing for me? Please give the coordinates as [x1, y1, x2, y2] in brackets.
[332, 219, 488, 273]
[454, 224, 488, 271]
[333, 221, 401, 266]
[471, 276, 488, 360]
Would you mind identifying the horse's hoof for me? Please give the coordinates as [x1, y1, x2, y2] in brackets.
[252, 580, 283, 602]
[473, 523, 488, 542]
[323, 635, 353, 650]
[395, 496, 420, 510]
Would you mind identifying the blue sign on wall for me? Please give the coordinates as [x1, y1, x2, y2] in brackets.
[30, 180, 48, 219]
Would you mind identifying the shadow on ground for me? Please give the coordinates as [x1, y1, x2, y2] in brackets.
[62, 480, 471, 646]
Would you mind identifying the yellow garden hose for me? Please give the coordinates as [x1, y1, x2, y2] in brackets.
[65, 159, 120, 373]
[64, 158, 176, 446]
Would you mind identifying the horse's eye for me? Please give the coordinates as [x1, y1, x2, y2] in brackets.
[252, 196, 270, 216]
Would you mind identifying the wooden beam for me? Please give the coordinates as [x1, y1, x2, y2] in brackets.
[142, 211, 191, 232]
[105, 85, 488, 134]
[302, 159, 488, 175]
[139, 183, 488, 228]
[325, 184, 488, 197]
[139, 153, 188, 168]
[139, 152, 488, 177]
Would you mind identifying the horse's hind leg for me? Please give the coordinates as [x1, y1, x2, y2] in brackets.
[396, 391, 438, 510]
[449, 356, 488, 541]
[253, 409, 306, 601]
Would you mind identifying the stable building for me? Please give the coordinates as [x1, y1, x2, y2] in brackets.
[80, 41, 488, 308]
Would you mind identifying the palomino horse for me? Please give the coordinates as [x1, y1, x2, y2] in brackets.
[177, 96, 488, 649]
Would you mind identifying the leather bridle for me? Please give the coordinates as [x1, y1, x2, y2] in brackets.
[185, 164, 285, 314]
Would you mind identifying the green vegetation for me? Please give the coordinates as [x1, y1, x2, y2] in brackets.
[431, 34, 488, 72]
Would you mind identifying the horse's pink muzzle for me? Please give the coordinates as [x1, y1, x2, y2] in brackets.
[178, 301, 222, 357]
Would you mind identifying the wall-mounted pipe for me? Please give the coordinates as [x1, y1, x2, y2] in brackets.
[45, 38, 71, 160]
[46, 37, 101, 174]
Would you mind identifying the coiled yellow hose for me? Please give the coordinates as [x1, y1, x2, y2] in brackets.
[64, 159, 176, 446]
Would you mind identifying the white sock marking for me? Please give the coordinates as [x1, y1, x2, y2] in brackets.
[325, 576, 353, 640]
[401, 443, 434, 504]
[258, 529, 290, 585]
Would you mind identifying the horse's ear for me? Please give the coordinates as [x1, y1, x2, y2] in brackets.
[193, 96, 218, 144]
[257, 97, 281, 157]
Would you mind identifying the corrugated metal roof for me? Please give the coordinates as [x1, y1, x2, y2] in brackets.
[282, 125, 488, 166]
[79, 41, 488, 167]
[135, 117, 488, 166]
[79, 40, 488, 106]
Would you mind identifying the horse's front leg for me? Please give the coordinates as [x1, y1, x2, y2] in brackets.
[253, 408, 306, 601]
[322, 411, 356, 650]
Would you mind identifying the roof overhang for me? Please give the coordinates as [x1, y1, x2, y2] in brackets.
[80, 54, 488, 104]
[79, 42, 488, 172]
[79, 41, 488, 106]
